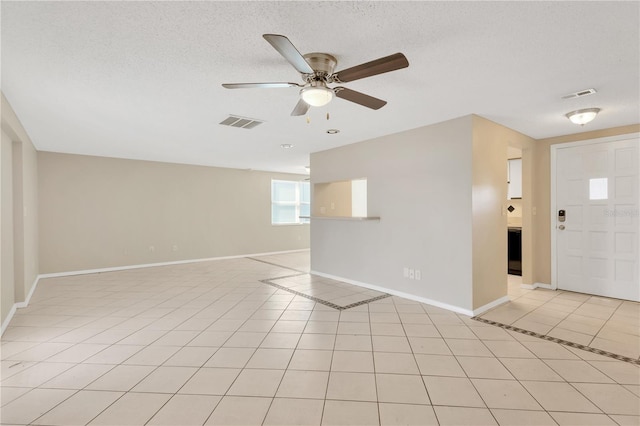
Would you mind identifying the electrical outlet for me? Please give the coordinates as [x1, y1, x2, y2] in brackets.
[415, 269, 421, 280]
[149, 245, 155, 253]
[409, 269, 415, 279]
[172, 245, 178, 252]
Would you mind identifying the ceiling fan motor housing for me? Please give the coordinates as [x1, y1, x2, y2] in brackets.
[302, 53, 338, 80]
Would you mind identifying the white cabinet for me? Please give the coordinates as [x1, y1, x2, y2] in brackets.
[508, 158, 522, 199]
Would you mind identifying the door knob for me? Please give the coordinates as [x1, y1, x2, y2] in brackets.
[558, 225, 565, 230]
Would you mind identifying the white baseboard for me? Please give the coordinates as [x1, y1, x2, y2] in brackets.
[16, 275, 40, 308]
[472, 295, 510, 316]
[38, 248, 310, 279]
[1, 304, 17, 336]
[311, 270, 476, 316]
[520, 282, 553, 290]
[1, 275, 40, 335]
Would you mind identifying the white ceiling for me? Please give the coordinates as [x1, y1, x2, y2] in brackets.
[2, 1, 638, 174]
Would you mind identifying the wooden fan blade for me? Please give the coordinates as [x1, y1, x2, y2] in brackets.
[333, 53, 409, 83]
[263, 34, 315, 75]
[222, 82, 300, 89]
[334, 87, 387, 110]
[291, 98, 310, 116]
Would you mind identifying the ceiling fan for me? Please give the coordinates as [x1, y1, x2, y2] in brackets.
[222, 34, 409, 116]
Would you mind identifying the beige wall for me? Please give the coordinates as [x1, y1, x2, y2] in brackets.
[471, 116, 508, 309]
[313, 181, 352, 217]
[471, 116, 536, 308]
[1, 93, 40, 329]
[38, 152, 310, 273]
[531, 124, 640, 284]
[507, 199, 522, 227]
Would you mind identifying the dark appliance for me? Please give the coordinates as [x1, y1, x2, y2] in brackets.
[508, 227, 522, 276]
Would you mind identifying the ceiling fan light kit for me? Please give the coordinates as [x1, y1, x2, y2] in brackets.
[223, 34, 409, 116]
[566, 108, 601, 125]
[301, 84, 334, 107]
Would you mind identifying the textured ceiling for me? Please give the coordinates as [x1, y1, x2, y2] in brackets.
[2, 1, 638, 174]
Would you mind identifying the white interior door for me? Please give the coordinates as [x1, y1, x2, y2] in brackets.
[555, 137, 639, 301]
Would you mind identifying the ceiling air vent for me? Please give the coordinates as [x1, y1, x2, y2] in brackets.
[561, 88, 597, 100]
[219, 115, 264, 129]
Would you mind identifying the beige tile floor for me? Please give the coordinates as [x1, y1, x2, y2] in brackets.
[265, 274, 388, 309]
[480, 275, 640, 361]
[0, 252, 638, 425]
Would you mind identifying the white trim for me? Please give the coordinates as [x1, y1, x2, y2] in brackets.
[38, 249, 310, 279]
[1, 276, 38, 335]
[472, 295, 510, 316]
[1, 275, 41, 335]
[1, 304, 17, 335]
[551, 143, 558, 290]
[16, 275, 40, 308]
[552, 132, 639, 150]
[311, 270, 475, 316]
[550, 132, 639, 292]
[520, 282, 553, 290]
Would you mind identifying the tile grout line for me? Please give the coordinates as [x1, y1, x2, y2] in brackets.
[397, 300, 436, 420]
[6, 257, 639, 424]
[28, 282, 260, 425]
[530, 293, 578, 335]
[585, 298, 627, 349]
[471, 316, 640, 366]
[261, 294, 317, 424]
[554, 296, 618, 346]
[318, 306, 340, 426]
[25, 269, 289, 425]
[246, 257, 308, 275]
[241, 290, 303, 426]
[365, 304, 382, 426]
[249, 255, 394, 311]
[536, 352, 635, 416]
[260, 276, 392, 311]
[458, 310, 607, 422]
[502, 287, 579, 335]
[433, 311, 498, 421]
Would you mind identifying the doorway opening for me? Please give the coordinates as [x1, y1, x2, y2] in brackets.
[507, 146, 523, 280]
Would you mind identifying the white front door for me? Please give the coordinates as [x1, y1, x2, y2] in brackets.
[555, 136, 639, 301]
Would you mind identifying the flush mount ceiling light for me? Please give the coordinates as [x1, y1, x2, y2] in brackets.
[300, 84, 334, 107]
[566, 108, 601, 126]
